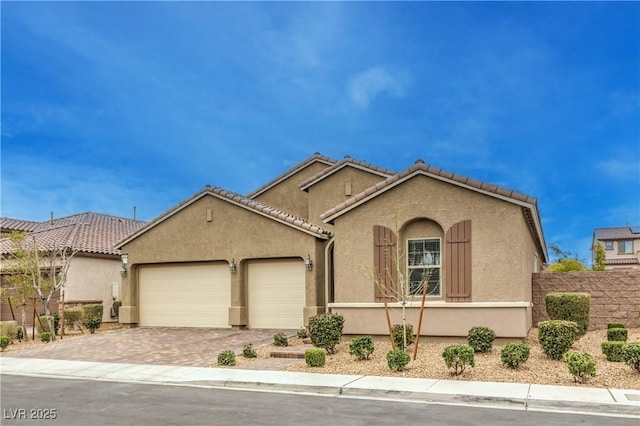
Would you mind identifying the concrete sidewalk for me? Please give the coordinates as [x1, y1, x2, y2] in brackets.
[1, 357, 638, 418]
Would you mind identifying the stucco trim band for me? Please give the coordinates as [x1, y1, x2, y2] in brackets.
[328, 301, 532, 309]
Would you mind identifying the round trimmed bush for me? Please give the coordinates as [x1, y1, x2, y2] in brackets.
[242, 343, 257, 358]
[442, 344, 475, 375]
[304, 348, 326, 367]
[387, 349, 411, 372]
[468, 326, 496, 353]
[217, 350, 236, 366]
[39, 332, 52, 343]
[0, 321, 19, 342]
[623, 342, 640, 372]
[308, 313, 344, 354]
[545, 292, 590, 337]
[538, 320, 579, 360]
[296, 327, 309, 339]
[563, 351, 596, 383]
[607, 328, 628, 342]
[607, 322, 625, 329]
[0, 335, 10, 351]
[349, 335, 375, 360]
[85, 317, 101, 334]
[500, 342, 531, 369]
[273, 332, 288, 347]
[391, 323, 414, 350]
[601, 341, 626, 362]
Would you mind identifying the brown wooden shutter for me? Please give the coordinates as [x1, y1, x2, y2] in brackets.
[373, 225, 398, 302]
[445, 220, 472, 302]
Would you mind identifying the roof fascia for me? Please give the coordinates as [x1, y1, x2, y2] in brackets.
[300, 162, 393, 192]
[247, 156, 336, 198]
[117, 190, 329, 249]
[322, 168, 548, 261]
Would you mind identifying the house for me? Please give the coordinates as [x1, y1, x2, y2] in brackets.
[592, 227, 640, 270]
[1, 212, 145, 324]
[116, 153, 547, 337]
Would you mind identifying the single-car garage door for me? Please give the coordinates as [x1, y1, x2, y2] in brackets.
[139, 263, 230, 328]
[248, 259, 305, 329]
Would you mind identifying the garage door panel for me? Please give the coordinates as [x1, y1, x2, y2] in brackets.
[139, 263, 230, 328]
[248, 259, 305, 329]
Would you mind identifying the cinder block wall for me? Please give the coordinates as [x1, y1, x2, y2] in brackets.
[532, 270, 640, 329]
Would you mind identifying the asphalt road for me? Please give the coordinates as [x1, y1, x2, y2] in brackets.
[1, 375, 637, 426]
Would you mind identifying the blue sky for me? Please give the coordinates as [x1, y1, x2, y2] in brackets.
[2, 2, 639, 265]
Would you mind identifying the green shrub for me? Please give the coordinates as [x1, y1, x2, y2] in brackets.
[242, 343, 257, 358]
[304, 348, 326, 367]
[607, 328, 628, 342]
[308, 313, 344, 354]
[217, 350, 236, 366]
[85, 317, 101, 334]
[0, 321, 19, 342]
[623, 342, 640, 372]
[442, 344, 475, 375]
[538, 320, 579, 360]
[39, 332, 52, 343]
[296, 327, 309, 339]
[500, 343, 531, 369]
[16, 326, 24, 342]
[607, 322, 625, 329]
[387, 349, 411, 372]
[36, 315, 54, 334]
[51, 312, 60, 335]
[0, 335, 10, 351]
[601, 341, 626, 362]
[391, 323, 414, 350]
[563, 351, 596, 383]
[273, 332, 288, 347]
[349, 335, 375, 360]
[112, 301, 122, 317]
[467, 326, 496, 353]
[63, 307, 85, 328]
[83, 304, 103, 329]
[545, 292, 590, 337]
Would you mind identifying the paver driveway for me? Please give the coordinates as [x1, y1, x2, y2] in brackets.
[2, 327, 291, 367]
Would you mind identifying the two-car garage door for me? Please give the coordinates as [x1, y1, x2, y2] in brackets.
[139, 263, 231, 328]
[138, 259, 305, 329]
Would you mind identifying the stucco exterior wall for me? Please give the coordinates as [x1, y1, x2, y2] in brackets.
[307, 167, 388, 225]
[64, 255, 120, 323]
[330, 174, 541, 305]
[119, 194, 325, 327]
[532, 270, 640, 329]
[253, 161, 330, 220]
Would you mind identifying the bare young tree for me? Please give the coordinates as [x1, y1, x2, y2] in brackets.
[4, 232, 77, 340]
[373, 220, 435, 358]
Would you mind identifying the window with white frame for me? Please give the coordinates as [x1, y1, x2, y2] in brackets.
[407, 238, 441, 296]
[605, 241, 613, 250]
[618, 240, 633, 254]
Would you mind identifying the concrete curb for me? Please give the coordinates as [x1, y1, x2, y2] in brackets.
[1, 357, 638, 417]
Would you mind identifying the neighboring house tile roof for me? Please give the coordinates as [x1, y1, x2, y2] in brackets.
[321, 159, 547, 261]
[593, 227, 640, 241]
[246, 152, 337, 198]
[298, 155, 395, 191]
[0, 213, 146, 256]
[117, 185, 333, 248]
[605, 258, 640, 265]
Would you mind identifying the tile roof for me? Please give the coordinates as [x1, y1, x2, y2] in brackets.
[246, 152, 337, 198]
[321, 159, 539, 221]
[117, 185, 333, 248]
[320, 159, 547, 261]
[1, 213, 146, 256]
[298, 155, 395, 191]
[594, 227, 640, 241]
[605, 258, 640, 265]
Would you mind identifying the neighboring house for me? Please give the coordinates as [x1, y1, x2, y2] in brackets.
[116, 153, 547, 337]
[592, 227, 640, 270]
[1, 212, 145, 324]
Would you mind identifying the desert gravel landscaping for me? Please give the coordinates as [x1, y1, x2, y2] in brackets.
[236, 328, 640, 390]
